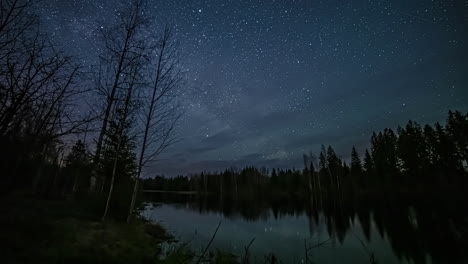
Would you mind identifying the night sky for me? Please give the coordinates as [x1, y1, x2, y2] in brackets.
[39, 0, 468, 176]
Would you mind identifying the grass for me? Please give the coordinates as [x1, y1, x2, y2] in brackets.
[0, 191, 171, 264]
[0, 191, 266, 264]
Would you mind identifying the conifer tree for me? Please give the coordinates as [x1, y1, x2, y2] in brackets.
[64, 140, 91, 193]
[363, 148, 374, 173]
[351, 146, 362, 176]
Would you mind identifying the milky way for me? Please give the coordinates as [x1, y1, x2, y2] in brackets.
[39, 0, 468, 176]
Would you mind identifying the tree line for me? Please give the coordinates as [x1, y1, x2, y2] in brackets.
[143, 110, 468, 198]
[0, 0, 184, 223]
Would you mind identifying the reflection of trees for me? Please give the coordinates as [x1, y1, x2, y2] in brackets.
[145, 192, 468, 264]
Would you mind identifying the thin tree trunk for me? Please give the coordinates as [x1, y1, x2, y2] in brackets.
[90, 1, 142, 192]
[91, 53, 125, 192]
[127, 176, 140, 222]
[102, 152, 119, 222]
[127, 32, 166, 223]
[32, 143, 48, 194]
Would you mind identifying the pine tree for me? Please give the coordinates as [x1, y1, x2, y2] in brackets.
[363, 148, 374, 173]
[351, 146, 362, 176]
[434, 122, 462, 173]
[100, 113, 137, 190]
[397, 121, 428, 175]
[64, 140, 91, 193]
[446, 111, 468, 164]
[372, 129, 398, 174]
[423, 124, 438, 169]
[319, 145, 328, 174]
[100, 105, 138, 221]
[326, 145, 341, 189]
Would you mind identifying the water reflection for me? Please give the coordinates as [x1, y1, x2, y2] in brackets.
[143, 192, 468, 264]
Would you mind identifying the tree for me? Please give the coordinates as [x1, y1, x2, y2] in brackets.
[319, 145, 328, 174]
[101, 80, 139, 221]
[351, 146, 362, 176]
[446, 111, 468, 165]
[0, 0, 37, 60]
[303, 154, 313, 194]
[363, 148, 373, 174]
[326, 145, 341, 189]
[397, 121, 428, 175]
[371, 129, 398, 175]
[91, 0, 149, 192]
[127, 25, 183, 223]
[433, 122, 462, 173]
[0, 0, 90, 192]
[423, 124, 438, 170]
[64, 140, 91, 194]
[101, 8, 145, 219]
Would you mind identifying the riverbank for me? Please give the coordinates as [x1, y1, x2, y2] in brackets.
[0, 192, 174, 264]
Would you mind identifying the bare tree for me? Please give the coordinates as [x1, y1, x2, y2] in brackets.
[127, 25, 183, 223]
[91, 0, 149, 192]
[0, 0, 37, 60]
[0, 0, 92, 190]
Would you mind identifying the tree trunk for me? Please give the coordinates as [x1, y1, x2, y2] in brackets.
[102, 155, 119, 222]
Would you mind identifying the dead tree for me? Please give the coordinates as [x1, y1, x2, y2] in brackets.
[127, 25, 183, 223]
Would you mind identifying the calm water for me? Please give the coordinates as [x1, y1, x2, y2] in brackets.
[142, 192, 467, 264]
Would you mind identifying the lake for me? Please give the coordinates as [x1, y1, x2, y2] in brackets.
[142, 192, 467, 263]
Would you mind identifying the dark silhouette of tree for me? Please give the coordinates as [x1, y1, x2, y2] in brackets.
[0, 0, 91, 193]
[434, 122, 463, 173]
[127, 24, 184, 223]
[371, 129, 398, 177]
[100, 105, 138, 221]
[91, 0, 149, 192]
[446, 111, 468, 165]
[423, 124, 438, 171]
[397, 121, 428, 175]
[319, 144, 327, 166]
[64, 140, 92, 194]
[363, 149, 373, 174]
[351, 146, 362, 176]
[326, 145, 341, 189]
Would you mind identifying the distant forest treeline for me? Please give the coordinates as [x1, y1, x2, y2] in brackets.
[143, 110, 468, 196]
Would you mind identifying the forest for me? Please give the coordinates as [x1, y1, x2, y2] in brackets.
[143, 110, 468, 198]
[0, 0, 187, 262]
[0, 0, 182, 223]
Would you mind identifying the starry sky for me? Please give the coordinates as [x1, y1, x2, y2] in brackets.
[39, 0, 468, 176]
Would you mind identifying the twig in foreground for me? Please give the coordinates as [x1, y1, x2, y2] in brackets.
[195, 220, 222, 264]
[242, 237, 256, 264]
